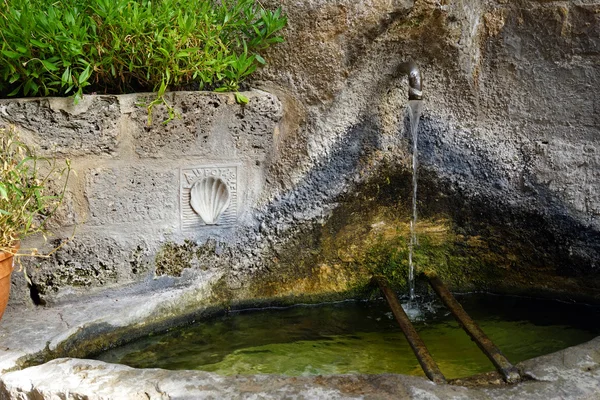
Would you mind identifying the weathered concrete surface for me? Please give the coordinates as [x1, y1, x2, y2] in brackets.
[0, 96, 120, 156]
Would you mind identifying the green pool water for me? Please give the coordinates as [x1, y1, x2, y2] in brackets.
[96, 294, 600, 379]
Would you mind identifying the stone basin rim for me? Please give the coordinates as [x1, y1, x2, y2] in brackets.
[1, 274, 600, 399]
[1, 338, 600, 399]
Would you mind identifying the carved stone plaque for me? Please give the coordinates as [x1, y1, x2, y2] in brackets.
[180, 165, 237, 230]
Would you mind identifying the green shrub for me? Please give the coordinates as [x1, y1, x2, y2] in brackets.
[0, 0, 286, 102]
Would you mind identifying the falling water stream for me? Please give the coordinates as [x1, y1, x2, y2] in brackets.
[407, 100, 423, 301]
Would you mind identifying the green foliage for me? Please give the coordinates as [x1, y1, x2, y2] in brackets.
[234, 92, 249, 105]
[0, 0, 286, 102]
[0, 127, 71, 254]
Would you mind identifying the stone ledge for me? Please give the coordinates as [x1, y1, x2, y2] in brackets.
[0, 270, 223, 374]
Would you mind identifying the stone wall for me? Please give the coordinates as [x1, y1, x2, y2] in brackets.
[3, 0, 600, 306]
[1, 91, 283, 304]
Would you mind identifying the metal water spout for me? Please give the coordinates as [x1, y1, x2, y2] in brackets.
[397, 61, 422, 100]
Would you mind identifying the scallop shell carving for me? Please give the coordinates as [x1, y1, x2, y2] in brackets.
[190, 177, 231, 225]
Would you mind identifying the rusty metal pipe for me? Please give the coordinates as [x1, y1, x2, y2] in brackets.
[423, 271, 520, 384]
[374, 277, 446, 384]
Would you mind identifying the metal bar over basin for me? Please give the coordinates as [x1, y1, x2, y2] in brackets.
[374, 277, 446, 384]
[423, 271, 521, 384]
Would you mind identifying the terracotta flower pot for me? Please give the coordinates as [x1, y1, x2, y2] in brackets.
[0, 246, 17, 322]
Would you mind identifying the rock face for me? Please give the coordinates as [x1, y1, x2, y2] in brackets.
[2, 0, 599, 307]
[248, 0, 600, 298]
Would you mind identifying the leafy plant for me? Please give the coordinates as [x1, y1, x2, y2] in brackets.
[0, 0, 286, 108]
[0, 126, 71, 255]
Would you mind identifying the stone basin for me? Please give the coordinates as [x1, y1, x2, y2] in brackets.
[1, 276, 600, 399]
